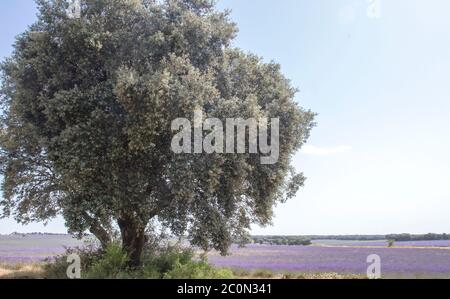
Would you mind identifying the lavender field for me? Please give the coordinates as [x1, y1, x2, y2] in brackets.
[2, 235, 450, 278]
[0, 234, 85, 263]
[209, 242, 450, 278]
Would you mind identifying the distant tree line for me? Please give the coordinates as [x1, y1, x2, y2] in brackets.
[385, 233, 450, 241]
[250, 233, 450, 246]
[305, 235, 386, 241]
[9, 232, 69, 236]
[251, 236, 312, 246]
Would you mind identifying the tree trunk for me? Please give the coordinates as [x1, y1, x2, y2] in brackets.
[118, 217, 147, 267]
[89, 225, 112, 249]
[82, 212, 112, 249]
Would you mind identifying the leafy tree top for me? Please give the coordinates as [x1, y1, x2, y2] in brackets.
[0, 0, 315, 262]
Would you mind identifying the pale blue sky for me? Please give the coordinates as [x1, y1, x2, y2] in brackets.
[1, 0, 449, 235]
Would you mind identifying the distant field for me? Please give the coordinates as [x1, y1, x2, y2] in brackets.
[0, 235, 86, 263]
[209, 242, 450, 278]
[2, 235, 450, 278]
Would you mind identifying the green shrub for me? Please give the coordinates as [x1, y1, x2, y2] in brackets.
[43, 241, 230, 279]
[140, 266, 162, 279]
[86, 243, 129, 279]
[140, 245, 233, 279]
[163, 259, 234, 279]
[143, 246, 195, 277]
[43, 244, 103, 279]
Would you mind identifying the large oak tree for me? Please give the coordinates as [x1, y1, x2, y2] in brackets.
[0, 0, 315, 266]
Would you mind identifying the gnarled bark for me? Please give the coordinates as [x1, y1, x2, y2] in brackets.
[89, 223, 112, 249]
[118, 216, 147, 267]
[82, 212, 112, 249]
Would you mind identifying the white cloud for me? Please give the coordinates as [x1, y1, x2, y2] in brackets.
[300, 145, 352, 156]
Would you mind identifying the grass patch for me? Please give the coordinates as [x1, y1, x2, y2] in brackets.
[0, 263, 44, 279]
[230, 268, 367, 279]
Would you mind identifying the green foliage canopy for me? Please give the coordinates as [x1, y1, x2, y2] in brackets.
[0, 0, 315, 264]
